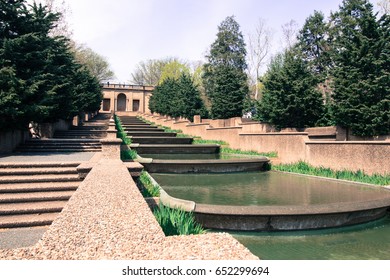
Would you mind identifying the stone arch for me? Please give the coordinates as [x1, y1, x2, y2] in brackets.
[117, 93, 126, 111]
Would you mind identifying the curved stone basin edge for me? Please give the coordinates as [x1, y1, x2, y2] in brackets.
[157, 180, 390, 231]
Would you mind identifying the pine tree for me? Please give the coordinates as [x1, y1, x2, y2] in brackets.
[0, 0, 103, 130]
[330, 0, 390, 136]
[176, 73, 207, 121]
[203, 16, 249, 119]
[258, 49, 325, 129]
[297, 10, 331, 80]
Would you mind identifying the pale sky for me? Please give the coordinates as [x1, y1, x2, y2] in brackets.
[33, 0, 380, 82]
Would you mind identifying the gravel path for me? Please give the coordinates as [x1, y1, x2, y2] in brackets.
[0, 159, 257, 260]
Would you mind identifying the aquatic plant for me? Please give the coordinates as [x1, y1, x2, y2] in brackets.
[273, 161, 390, 186]
[153, 203, 206, 236]
[137, 171, 160, 197]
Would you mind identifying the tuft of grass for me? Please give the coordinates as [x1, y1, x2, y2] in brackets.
[221, 147, 278, 158]
[120, 150, 137, 160]
[273, 160, 390, 186]
[153, 203, 206, 236]
[137, 171, 160, 197]
[193, 139, 228, 145]
[115, 115, 137, 159]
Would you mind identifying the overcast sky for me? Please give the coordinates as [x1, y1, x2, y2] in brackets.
[34, 0, 380, 82]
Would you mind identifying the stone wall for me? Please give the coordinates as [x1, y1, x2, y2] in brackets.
[140, 113, 390, 175]
[0, 129, 29, 154]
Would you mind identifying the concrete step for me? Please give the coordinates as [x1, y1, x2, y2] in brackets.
[0, 162, 81, 168]
[0, 174, 81, 184]
[54, 132, 107, 135]
[0, 213, 58, 228]
[0, 182, 79, 193]
[124, 128, 164, 132]
[130, 144, 220, 154]
[125, 131, 177, 137]
[16, 148, 101, 153]
[25, 139, 100, 143]
[130, 136, 193, 145]
[122, 125, 158, 129]
[0, 201, 67, 215]
[0, 167, 78, 176]
[22, 142, 101, 146]
[0, 190, 74, 203]
[52, 135, 104, 139]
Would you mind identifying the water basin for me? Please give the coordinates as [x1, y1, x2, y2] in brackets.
[151, 171, 390, 206]
[151, 171, 390, 230]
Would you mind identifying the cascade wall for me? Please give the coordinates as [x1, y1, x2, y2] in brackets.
[141, 113, 390, 175]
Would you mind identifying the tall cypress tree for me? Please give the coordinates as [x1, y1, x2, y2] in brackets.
[258, 48, 325, 129]
[330, 0, 390, 136]
[203, 16, 249, 119]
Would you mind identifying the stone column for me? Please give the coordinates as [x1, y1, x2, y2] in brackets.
[100, 139, 122, 159]
[193, 115, 201, 124]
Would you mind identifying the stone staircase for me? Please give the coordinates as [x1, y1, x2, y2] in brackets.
[15, 113, 111, 153]
[0, 162, 82, 228]
[15, 139, 102, 153]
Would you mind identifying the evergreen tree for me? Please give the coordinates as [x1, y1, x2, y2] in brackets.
[258, 49, 325, 129]
[297, 10, 331, 80]
[176, 73, 208, 121]
[203, 16, 249, 119]
[0, 0, 103, 130]
[330, 0, 390, 136]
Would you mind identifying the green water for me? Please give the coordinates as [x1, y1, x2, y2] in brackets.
[151, 172, 390, 206]
[232, 215, 390, 260]
[140, 153, 261, 160]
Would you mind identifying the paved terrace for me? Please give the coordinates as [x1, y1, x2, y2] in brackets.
[0, 157, 257, 260]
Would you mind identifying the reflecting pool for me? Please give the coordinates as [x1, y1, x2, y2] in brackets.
[151, 172, 390, 206]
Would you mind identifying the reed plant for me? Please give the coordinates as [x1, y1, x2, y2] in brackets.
[137, 171, 160, 197]
[153, 203, 206, 236]
[115, 115, 137, 159]
[273, 161, 390, 186]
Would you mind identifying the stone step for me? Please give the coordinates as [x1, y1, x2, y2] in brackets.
[122, 125, 158, 129]
[0, 213, 58, 228]
[0, 162, 81, 169]
[0, 201, 67, 215]
[125, 131, 177, 137]
[52, 135, 104, 139]
[54, 131, 107, 135]
[26, 139, 100, 143]
[0, 190, 74, 203]
[16, 148, 101, 153]
[131, 144, 220, 154]
[0, 167, 78, 176]
[130, 136, 193, 145]
[22, 142, 101, 146]
[0, 174, 81, 184]
[0, 182, 79, 193]
[124, 128, 164, 132]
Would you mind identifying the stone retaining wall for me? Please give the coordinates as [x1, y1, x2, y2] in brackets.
[141, 113, 390, 175]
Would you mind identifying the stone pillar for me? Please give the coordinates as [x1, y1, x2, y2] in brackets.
[100, 139, 122, 159]
[73, 115, 80, 126]
[193, 115, 201, 124]
[106, 127, 118, 139]
[336, 126, 348, 141]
